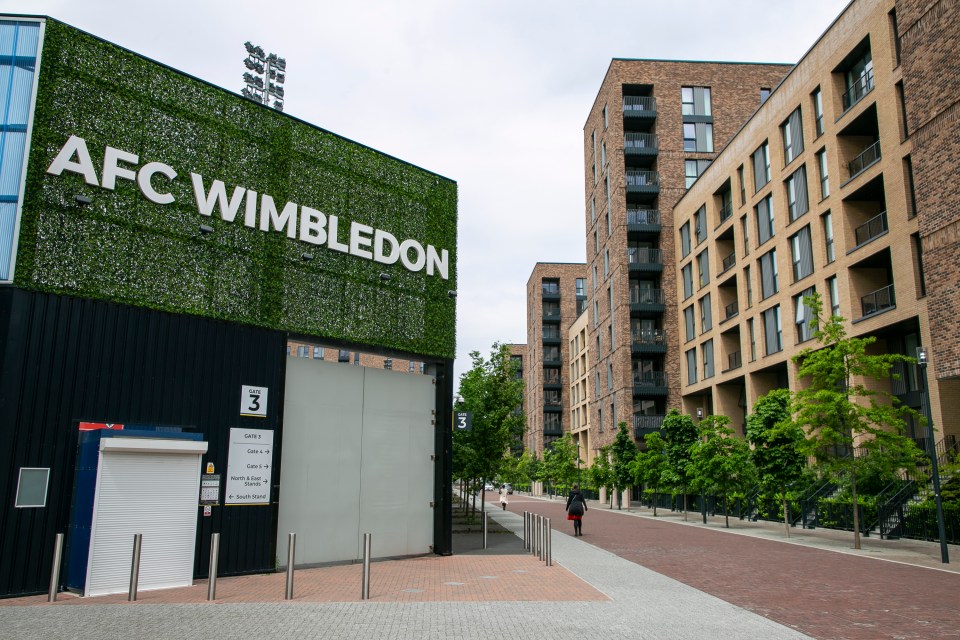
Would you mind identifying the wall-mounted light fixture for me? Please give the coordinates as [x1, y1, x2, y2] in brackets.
[75, 195, 92, 205]
[199, 224, 214, 235]
[696, 407, 703, 420]
[447, 290, 457, 298]
[301, 252, 314, 261]
[379, 273, 391, 281]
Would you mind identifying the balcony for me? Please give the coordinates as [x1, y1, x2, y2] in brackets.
[626, 170, 660, 195]
[634, 414, 666, 441]
[847, 140, 881, 181]
[542, 308, 561, 324]
[631, 328, 667, 354]
[723, 300, 739, 322]
[842, 70, 874, 111]
[630, 288, 665, 313]
[860, 284, 896, 318]
[722, 350, 742, 373]
[542, 371, 561, 388]
[718, 200, 734, 226]
[627, 208, 661, 233]
[624, 133, 658, 158]
[720, 251, 736, 275]
[853, 210, 888, 248]
[627, 247, 663, 272]
[633, 370, 668, 397]
[542, 326, 562, 345]
[623, 95, 656, 120]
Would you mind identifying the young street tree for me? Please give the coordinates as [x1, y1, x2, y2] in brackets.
[455, 342, 525, 507]
[792, 294, 923, 549]
[661, 409, 699, 520]
[746, 389, 806, 537]
[689, 415, 757, 528]
[629, 431, 669, 516]
[543, 434, 579, 495]
[611, 421, 638, 509]
[589, 445, 614, 503]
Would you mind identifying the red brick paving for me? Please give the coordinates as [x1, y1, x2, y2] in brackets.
[510, 495, 960, 640]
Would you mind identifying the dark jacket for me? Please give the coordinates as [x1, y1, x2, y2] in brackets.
[566, 490, 587, 515]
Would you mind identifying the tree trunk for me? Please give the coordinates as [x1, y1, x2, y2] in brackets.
[653, 491, 658, 517]
[782, 493, 791, 538]
[683, 485, 688, 521]
[851, 469, 861, 550]
[724, 494, 730, 528]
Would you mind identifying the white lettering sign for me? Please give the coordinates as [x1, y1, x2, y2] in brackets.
[225, 428, 274, 505]
[46, 136, 450, 280]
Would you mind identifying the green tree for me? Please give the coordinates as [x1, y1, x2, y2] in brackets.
[661, 409, 699, 520]
[455, 342, 525, 512]
[689, 415, 757, 528]
[517, 450, 541, 490]
[543, 434, 578, 495]
[792, 294, 924, 549]
[589, 445, 614, 500]
[746, 389, 806, 537]
[629, 431, 669, 516]
[611, 421, 638, 509]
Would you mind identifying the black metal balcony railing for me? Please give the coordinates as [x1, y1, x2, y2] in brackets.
[854, 210, 888, 247]
[542, 326, 561, 340]
[719, 199, 733, 224]
[543, 308, 561, 319]
[623, 95, 656, 113]
[624, 132, 658, 152]
[842, 70, 875, 111]
[848, 140, 881, 179]
[724, 300, 739, 320]
[633, 370, 667, 387]
[543, 372, 561, 385]
[861, 283, 896, 317]
[627, 208, 660, 226]
[630, 288, 665, 305]
[541, 283, 560, 295]
[721, 251, 736, 273]
[626, 170, 659, 188]
[725, 350, 742, 371]
[634, 414, 666, 440]
[627, 247, 663, 265]
[631, 328, 666, 345]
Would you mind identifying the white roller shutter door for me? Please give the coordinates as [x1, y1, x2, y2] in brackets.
[85, 438, 206, 597]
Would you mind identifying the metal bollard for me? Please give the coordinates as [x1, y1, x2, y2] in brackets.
[48, 533, 64, 602]
[536, 515, 543, 559]
[523, 512, 529, 550]
[532, 514, 538, 556]
[539, 516, 546, 561]
[208, 533, 220, 601]
[285, 533, 296, 600]
[361, 533, 372, 600]
[546, 518, 552, 566]
[128, 533, 142, 602]
[483, 511, 488, 549]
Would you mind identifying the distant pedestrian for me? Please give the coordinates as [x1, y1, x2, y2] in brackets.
[566, 484, 587, 536]
[499, 485, 509, 510]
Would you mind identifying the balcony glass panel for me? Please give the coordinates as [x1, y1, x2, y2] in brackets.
[854, 211, 888, 247]
[860, 284, 895, 317]
[848, 140, 881, 179]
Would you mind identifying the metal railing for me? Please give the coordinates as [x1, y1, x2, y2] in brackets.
[721, 251, 736, 272]
[631, 328, 666, 345]
[626, 170, 659, 187]
[542, 326, 561, 340]
[623, 95, 656, 112]
[724, 300, 739, 320]
[624, 132, 658, 151]
[630, 288, 665, 305]
[848, 140, 881, 179]
[719, 200, 733, 224]
[627, 208, 660, 226]
[541, 283, 560, 295]
[854, 210, 888, 247]
[543, 308, 561, 319]
[543, 371, 561, 385]
[633, 370, 667, 387]
[627, 247, 663, 265]
[725, 350, 742, 371]
[860, 283, 895, 317]
[842, 70, 874, 110]
[634, 414, 665, 437]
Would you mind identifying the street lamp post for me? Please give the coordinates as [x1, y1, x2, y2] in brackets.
[916, 346, 949, 564]
[697, 407, 707, 524]
[576, 439, 582, 486]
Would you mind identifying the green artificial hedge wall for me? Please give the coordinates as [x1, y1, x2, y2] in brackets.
[16, 19, 457, 359]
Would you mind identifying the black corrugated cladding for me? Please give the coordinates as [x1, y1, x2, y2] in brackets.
[0, 288, 285, 597]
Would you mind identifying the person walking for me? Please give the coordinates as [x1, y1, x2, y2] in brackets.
[499, 485, 509, 510]
[566, 483, 587, 536]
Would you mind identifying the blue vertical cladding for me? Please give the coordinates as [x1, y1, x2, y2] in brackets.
[0, 19, 39, 280]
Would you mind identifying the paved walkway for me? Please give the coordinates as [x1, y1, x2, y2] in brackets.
[0, 492, 956, 639]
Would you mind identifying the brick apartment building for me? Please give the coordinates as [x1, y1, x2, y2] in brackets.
[673, 0, 958, 453]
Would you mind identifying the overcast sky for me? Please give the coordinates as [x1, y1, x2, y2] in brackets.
[6, 0, 850, 383]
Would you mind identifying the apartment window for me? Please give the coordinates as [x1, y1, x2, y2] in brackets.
[683, 123, 714, 152]
[682, 264, 694, 300]
[762, 305, 783, 355]
[684, 306, 696, 342]
[313, 346, 325, 359]
[609, 321, 614, 349]
[748, 318, 757, 361]
[912, 233, 926, 296]
[782, 108, 804, 165]
[756, 195, 775, 244]
[760, 87, 771, 104]
[604, 248, 609, 276]
[790, 226, 814, 282]
[752, 142, 770, 192]
[817, 149, 829, 199]
[419, 362, 426, 374]
[338, 350, 350, 363]
[297, 345, 308, 358]
[384, 358, 393, 370]
[697, 249, 710, 287]
[828, 276, 840, 317]
[605, 175, 611, 214]
[542, 278, 560, 295]
[601, 140, 607, 170]
[680, 222, 691, 258]
[594, 228, 599, 255]
[795, 287, 817, 343]
[603, 104, 608, 128]
[890, 9, 901, 65]
[598, 406, 603, 432]
[904, 155, 917, 218]
[759, 249, 779, 299]
[702, 340, 715, 380]
[843, 48, 874, 111]
[699, 293, 713, 332]
[354, 352, 361, 365]
[896, 81, 908, 138]
[694, 206, 707, 244]
[409, 360, 416, 372]
[686, 348, 698, 385]
[785, 166, 809, 222]
[737, 165, 746, 205]
[575, 278, 585, 297]
[822, 212, 835, 263]
[590, 198, 596, 224]
[607, 209, 612, 236]
[741, 215, 751, 256]
[681, 86, 712, 116]
[685, 159, 712, 188]
[593, 300, 598, 326]
[744, 265, 753, 308]
[607, 362, 613, 390]
[812, 88, 824, 136]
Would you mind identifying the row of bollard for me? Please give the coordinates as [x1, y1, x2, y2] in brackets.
[522, 511, 552, 566]
[47, 530, 377, 602]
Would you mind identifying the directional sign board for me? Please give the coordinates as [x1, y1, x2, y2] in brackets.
[454, 411, 472, 432]
[225, 427, 273, 505]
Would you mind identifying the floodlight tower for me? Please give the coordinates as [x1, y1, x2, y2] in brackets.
[242, 41, 286, 111]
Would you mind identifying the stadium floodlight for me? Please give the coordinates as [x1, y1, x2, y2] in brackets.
[242, 41, 286, 111]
